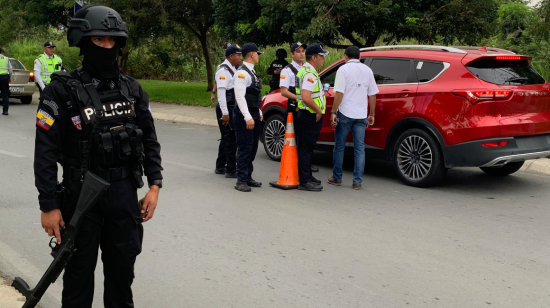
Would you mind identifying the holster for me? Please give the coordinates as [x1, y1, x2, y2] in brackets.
[287, 99, 297, 109]
[55, 182, 67, 212]
[132, 158, 145, 188]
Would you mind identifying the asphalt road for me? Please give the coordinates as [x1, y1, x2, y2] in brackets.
[1, 99, 550, 308]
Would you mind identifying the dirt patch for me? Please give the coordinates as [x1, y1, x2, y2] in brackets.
[0, 277, 26, 308]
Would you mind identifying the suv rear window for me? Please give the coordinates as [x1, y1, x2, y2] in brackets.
[370, 58, 411, 85]
[466, 59, 545, 85]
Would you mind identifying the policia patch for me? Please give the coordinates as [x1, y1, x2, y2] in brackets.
[81, 101, 135, 124]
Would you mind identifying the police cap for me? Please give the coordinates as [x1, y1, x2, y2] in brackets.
[44, 41, 56, 48]
[305, 43, 329, 56]
[225, 44, 242, 57]
[290, 42, 307, 53]
[240, 43, 264, 55]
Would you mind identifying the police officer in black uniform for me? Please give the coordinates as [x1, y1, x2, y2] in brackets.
[34, 5, 163, 307]
[233, 43, 264, 192]
[266, 48, 288, 93]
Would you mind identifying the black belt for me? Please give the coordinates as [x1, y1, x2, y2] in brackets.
[63, 165, 131, 182]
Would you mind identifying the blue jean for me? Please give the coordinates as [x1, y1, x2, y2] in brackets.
[332, 111, 367, 184]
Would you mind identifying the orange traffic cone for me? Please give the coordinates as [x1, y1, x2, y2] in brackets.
[269, 113, 300, 190]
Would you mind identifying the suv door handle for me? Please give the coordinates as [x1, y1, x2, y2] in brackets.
[398, 90, 414, 97]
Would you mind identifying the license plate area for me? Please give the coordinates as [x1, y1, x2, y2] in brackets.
[9, 87, 20, 93]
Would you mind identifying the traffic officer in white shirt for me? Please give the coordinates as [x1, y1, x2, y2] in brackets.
[328, 46, 378, 190]
[233, 43, 264, 192]
[214, 44, 241, 178]
[295, 43, 328, 191]
[0, 46, 13, 115]
[280, 42, 321, 174]
[34, 41, 64, 94]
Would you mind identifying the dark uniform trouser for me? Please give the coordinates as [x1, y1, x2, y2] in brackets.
[233, 107, 261, 182]
[36, 83, 43, 95]
[296, 110, 323, 184]
[0, 74, 9, 112]
[285, 99, 298, 125]
[61, 175, 143, 308]
[269, 79, 280, 93]
[215, 103, 237, 173]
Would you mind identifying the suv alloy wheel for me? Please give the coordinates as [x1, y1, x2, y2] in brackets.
[393, 128, 447, 187]
[262, 114, 286, 161]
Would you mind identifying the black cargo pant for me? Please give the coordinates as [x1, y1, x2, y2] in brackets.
[215, 103, 237, 173]
[61, 175, 143, 308]
[0, 74, 9, 112]
[295, 110, 323, 184]
[233, 107, 261, 182]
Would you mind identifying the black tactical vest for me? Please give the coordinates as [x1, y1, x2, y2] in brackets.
[239, 65, 262, 109]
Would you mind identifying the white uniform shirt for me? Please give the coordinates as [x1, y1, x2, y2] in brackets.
[234, 61, 262, 121]
[279, 61, 302, 89]
[215, 59, 237, 115]
[334, 59, 379, 119]
[34, 53, 60, 90]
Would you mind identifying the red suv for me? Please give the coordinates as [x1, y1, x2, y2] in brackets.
[260, 45, 550, 187]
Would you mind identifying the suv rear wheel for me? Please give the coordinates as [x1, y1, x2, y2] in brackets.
[20, 96, 32, 104]
[479, 161, 524, 176]
[393, 128, 447, 187]
[262, 114, 286, 161]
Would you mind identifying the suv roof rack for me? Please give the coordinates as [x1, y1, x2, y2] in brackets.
[452, 46, 516, 54]
[359, 45, 467, 54]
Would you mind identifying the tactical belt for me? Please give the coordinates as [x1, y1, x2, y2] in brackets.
[63, 164, 131, 182]
[91, 164, 132, 182]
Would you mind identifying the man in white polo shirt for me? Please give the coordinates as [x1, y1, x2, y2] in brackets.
[327, 46, 378, 190]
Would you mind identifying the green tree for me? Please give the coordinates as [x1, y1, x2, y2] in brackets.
[214, 0, 499, 48]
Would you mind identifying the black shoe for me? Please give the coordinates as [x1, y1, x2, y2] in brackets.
[310, 176, 321, 185]
[235, 181, 251, 192]
[298, 182, 323, 191]
[225, 172, 237, 178]
[311, 166, 319, 172]
[247, 179, 262, 187]
[2, 111, 7, 115]
[215, 168, 226, 174]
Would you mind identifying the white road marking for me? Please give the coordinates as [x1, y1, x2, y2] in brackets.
[0, 150, 26, 158]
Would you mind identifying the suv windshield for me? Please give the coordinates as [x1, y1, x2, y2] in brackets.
[466, 59, 545, 85]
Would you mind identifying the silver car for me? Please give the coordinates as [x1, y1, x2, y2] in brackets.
[8, 58, 35, 104]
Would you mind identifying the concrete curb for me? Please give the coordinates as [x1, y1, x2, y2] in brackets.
[149, 102, 550, 177]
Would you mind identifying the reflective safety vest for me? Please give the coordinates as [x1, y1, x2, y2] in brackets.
[296, 65, 325, 114]
[37, 54, 62, 85]
[0, 55, 9, 75]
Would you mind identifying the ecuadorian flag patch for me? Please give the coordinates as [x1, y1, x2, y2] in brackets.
[238, 73, 246, 79]
[219, 75, 226, 80]
[36, 109, 54, 131]
[281, 75, 286, 80]
[307, 76, 315, 84]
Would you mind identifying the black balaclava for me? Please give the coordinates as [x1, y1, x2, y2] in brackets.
[80, 38, 121, 79]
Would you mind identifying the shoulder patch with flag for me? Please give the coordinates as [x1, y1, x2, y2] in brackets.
[281, 75, 286, 80]
[219, 75, 226, 80]
[36, 109, 54, 131]
[238, 73, 246, 79]
[307, 76, 315, 84]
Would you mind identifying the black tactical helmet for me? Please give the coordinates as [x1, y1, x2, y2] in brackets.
[275, 48, 287, 59]
[67, 5, 128, 48]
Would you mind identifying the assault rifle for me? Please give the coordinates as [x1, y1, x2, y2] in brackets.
[12, 171, 110, 308]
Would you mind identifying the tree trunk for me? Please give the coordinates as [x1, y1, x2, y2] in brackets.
[198, 30, 214, 91]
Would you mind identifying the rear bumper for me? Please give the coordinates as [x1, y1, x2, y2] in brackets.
[8, 83, 35, 97]
[444, 134, 550, 168]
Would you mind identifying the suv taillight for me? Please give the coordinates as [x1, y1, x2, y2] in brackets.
[29, 72, 34, 82]
[452, 89, 513, 104]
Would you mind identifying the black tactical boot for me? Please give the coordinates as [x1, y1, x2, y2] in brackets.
[235, 181, 251, 192]
[215, 168, 226, 175]
[298, 182, 323, 191]
[247, 179, 262, 187]
[310, 176, 321, 185]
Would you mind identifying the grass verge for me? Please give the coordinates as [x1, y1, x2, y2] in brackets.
[139, 79, 270, 106]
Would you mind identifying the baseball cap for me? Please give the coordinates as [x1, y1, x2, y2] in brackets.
[305, 43, 329, 56]
[240, 43, 264, 55]
[225, 44, 242, 57]
[44, 41, 56, 48]
[290, 41, 307, 53]
[344, 46, 360, 58]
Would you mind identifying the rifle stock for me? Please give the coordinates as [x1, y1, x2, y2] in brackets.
[12, 171, 109, 308]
